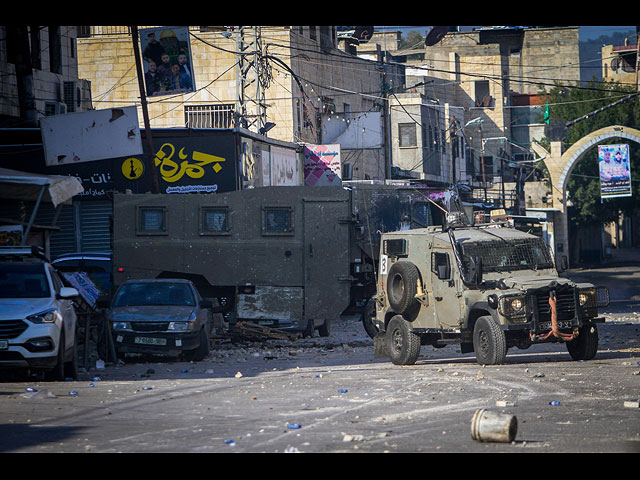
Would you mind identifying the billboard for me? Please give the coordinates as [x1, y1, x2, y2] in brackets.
[139, 26, 195, 97]
[303, 144, 342, 186]
[598, 144, 632, 199]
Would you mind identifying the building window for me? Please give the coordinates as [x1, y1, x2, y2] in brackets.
[399, 123, 417, 147]
[137, 207, 167, 235]
[475, 80, 492, 107]
[201, 206, 230, 235]
[262, 206, 293, 235]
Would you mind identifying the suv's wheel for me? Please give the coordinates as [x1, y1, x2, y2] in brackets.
[473, 316, 507, 365]
[387, 262, 421, 315]
[566, 325, 598, 361]
[64, 333, 78, 380]
[386, 315, 421, 365]
[45, 330, 66, 381]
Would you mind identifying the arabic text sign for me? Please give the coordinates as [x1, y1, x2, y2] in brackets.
[303, 144, 342, 186]
[598, 144, 632, 199]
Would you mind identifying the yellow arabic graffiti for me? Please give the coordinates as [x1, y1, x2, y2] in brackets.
[154, 143, 226, 183]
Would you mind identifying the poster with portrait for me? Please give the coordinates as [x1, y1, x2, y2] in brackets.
[139, 26, 195, 97]
[598, 144, 632, 199]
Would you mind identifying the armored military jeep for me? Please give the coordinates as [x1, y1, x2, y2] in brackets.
[371, 221, 610, 365]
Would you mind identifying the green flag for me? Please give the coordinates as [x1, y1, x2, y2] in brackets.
[544, 101, 550, 125]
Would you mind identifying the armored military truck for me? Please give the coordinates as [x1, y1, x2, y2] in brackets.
[111, 183, 441, 337]
[371, 219, 610, 365]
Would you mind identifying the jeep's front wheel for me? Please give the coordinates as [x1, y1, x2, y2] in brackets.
[473, 316, 507, 365]
[566, 325, 598, 361]
[386, 315, 421, 365]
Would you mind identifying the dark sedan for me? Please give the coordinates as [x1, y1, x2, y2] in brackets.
[102, 279, 213, 361]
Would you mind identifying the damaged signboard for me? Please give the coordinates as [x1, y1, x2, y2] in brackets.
[40, 107, 143, 167]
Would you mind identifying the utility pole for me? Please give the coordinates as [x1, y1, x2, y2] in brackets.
[131, 26, 160, 194]
[235, 26, 268, 133]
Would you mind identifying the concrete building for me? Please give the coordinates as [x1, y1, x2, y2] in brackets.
[1, 26, 92, 126]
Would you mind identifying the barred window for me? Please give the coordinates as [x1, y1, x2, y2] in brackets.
[262, 207, 293, 235]
[399, 123, 417, 147]
[201, 206, 230, 234]
[185, 104, 234, 129]
[138, 207, 166, 235]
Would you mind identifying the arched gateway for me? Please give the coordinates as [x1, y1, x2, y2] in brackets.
[531, 125, 640, 268]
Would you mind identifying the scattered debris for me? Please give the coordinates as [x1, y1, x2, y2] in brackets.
[471, 408, 517, 443]
[229, 322, 299, 342]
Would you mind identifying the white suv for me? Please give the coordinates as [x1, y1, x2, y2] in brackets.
[0, 246, 80, 380]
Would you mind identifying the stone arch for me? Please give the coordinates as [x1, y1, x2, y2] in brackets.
[533, 125, 640, 268]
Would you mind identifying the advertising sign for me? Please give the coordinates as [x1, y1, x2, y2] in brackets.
[303, 144, 341, 186]
[139, 26, 195, 97]
[598, 144, 632, 199]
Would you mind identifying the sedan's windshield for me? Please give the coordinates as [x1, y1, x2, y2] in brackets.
[0, 263, 50, 298]
[113, 282, 195, 307]
[461, 237, 554, 272]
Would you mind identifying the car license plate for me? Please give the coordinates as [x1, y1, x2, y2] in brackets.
[539, 320, 573, 330]
[134, 337, 167, 346]
[0, 340, 7, 350]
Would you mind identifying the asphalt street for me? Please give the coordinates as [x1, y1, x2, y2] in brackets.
[0, 265, 638, 453]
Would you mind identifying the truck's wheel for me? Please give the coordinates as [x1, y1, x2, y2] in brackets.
[566, 325, 598, 361]
[473, 316, 507, 365]
[318, 318, 330, 337]
[387, 261, 420, 315]
[362, 297, 379, 339]
[386, 315, 421, 365]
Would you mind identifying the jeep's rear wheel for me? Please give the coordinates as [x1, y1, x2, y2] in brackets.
[387, 261, 420, 315]
[566, 325, 598, 361]
[473, 316, 507, 365]
[362, 297, 379, 339]
[386, 315, 421, 365]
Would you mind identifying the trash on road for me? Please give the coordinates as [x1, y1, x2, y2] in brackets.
[471, 408, 517, 443]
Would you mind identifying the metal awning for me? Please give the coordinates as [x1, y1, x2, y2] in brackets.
[0, 167, 84, 207]
[0, 167, 84, 245]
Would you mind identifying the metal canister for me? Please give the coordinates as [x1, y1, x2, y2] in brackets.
[471, 408, 517, 443]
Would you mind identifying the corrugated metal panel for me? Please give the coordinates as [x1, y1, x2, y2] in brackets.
[35, 203, 77, 257]
[79, 201, 112, 252]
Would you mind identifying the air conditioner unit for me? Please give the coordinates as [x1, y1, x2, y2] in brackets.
[44, 101, 67, 116]
[63, 81, 78, 112]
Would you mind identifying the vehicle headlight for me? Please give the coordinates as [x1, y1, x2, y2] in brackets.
[578, 291, 591, 306]
[168, 322, 190, 332]
[111, 322, 131, 331]
[579, 287, 610, 309]
[498, 296, 527, 318]
[26, 308, 60, 324]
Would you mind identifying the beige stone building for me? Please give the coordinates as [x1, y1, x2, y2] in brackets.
[418, 26, 580, 178]
[77, 26, 404, 181]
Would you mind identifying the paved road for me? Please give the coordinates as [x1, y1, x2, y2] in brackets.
[0, 266, 638, 453]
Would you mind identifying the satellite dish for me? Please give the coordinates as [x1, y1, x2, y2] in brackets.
[425, 26, 450, 46]
[353, 26, 374, 43]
